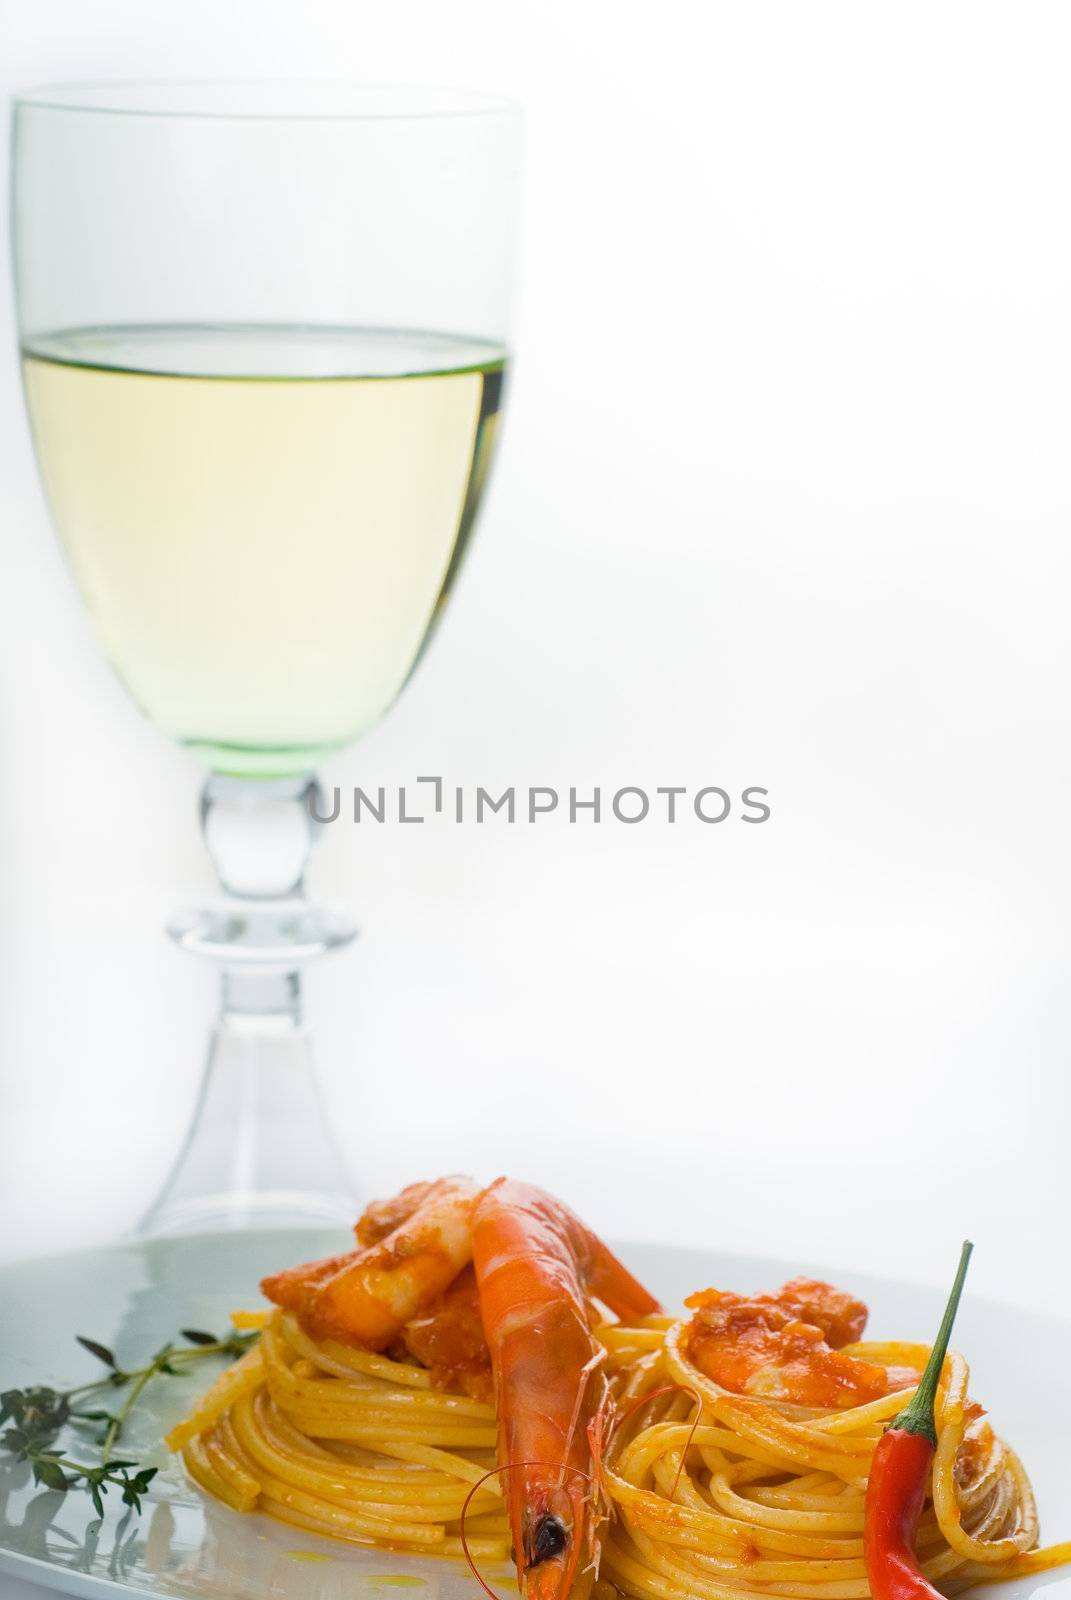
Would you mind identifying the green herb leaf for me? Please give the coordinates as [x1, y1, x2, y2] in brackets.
[0, 1390, 24, 1425]
[7, 1322, 260, 1520]
[34, 1458, 71, 1492]
[76, 1338, 117, 1369]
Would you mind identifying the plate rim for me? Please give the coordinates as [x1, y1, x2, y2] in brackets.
[0, 1227, 1067, 1338]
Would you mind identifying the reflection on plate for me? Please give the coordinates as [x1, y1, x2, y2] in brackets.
[0, 1231, 1070, 1600]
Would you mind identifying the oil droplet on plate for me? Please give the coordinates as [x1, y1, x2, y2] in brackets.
[282, 1550, 332, 1563]
[367, 1579, 428, 1589]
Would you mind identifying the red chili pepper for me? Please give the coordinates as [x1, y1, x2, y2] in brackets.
[864, 1241, 973, 1600]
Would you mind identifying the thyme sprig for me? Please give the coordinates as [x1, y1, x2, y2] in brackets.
[0, 1326, 256, 1516]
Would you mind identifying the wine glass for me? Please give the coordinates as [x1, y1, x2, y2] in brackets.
[11, 82, 519, 1234]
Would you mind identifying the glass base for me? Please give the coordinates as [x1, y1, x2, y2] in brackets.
[138, 983, 359, 1238]
[140, 1187, 356, 1237]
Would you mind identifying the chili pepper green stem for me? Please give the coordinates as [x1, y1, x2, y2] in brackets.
[891, 1240, 973, 1446]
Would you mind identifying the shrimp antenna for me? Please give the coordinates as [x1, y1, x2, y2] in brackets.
[558, 1346, 606, 1490]
[611, 1382, 702, 1498]
[459, 1461, 595, 1600]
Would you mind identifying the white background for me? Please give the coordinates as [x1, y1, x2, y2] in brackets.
[1, 0, 1070, 1335]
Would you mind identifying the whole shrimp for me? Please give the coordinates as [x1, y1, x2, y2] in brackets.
[261, 1173, 661, 1598]
[472, 1178, 661, 1600]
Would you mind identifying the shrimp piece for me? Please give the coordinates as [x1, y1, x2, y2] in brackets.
[774, 1278, 869, 1346]
[472, 1178, 661, 1600]
[395, 1263, 493, 1401]
[685, 1279, 918, 1409]
[261, 1175, 477, 1349]
[356, 1178, 442, 1246]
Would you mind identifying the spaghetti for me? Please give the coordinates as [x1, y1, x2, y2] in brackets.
[167, 1308, 511, 1561]
[172, 1307, 1067, 1597]
[167, 1177, 1069, 1599]
[596, 1317, 1068, 1600]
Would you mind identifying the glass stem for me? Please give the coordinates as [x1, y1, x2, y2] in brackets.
[138, 773, 358, 1236]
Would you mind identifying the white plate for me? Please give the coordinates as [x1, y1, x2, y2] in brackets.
[0, 1230, 1068, 1600]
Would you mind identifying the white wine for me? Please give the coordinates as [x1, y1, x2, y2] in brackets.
[22, 325, 506, 774]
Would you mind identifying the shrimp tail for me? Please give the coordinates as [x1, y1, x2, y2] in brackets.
[586, 1235, 662, 1322]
